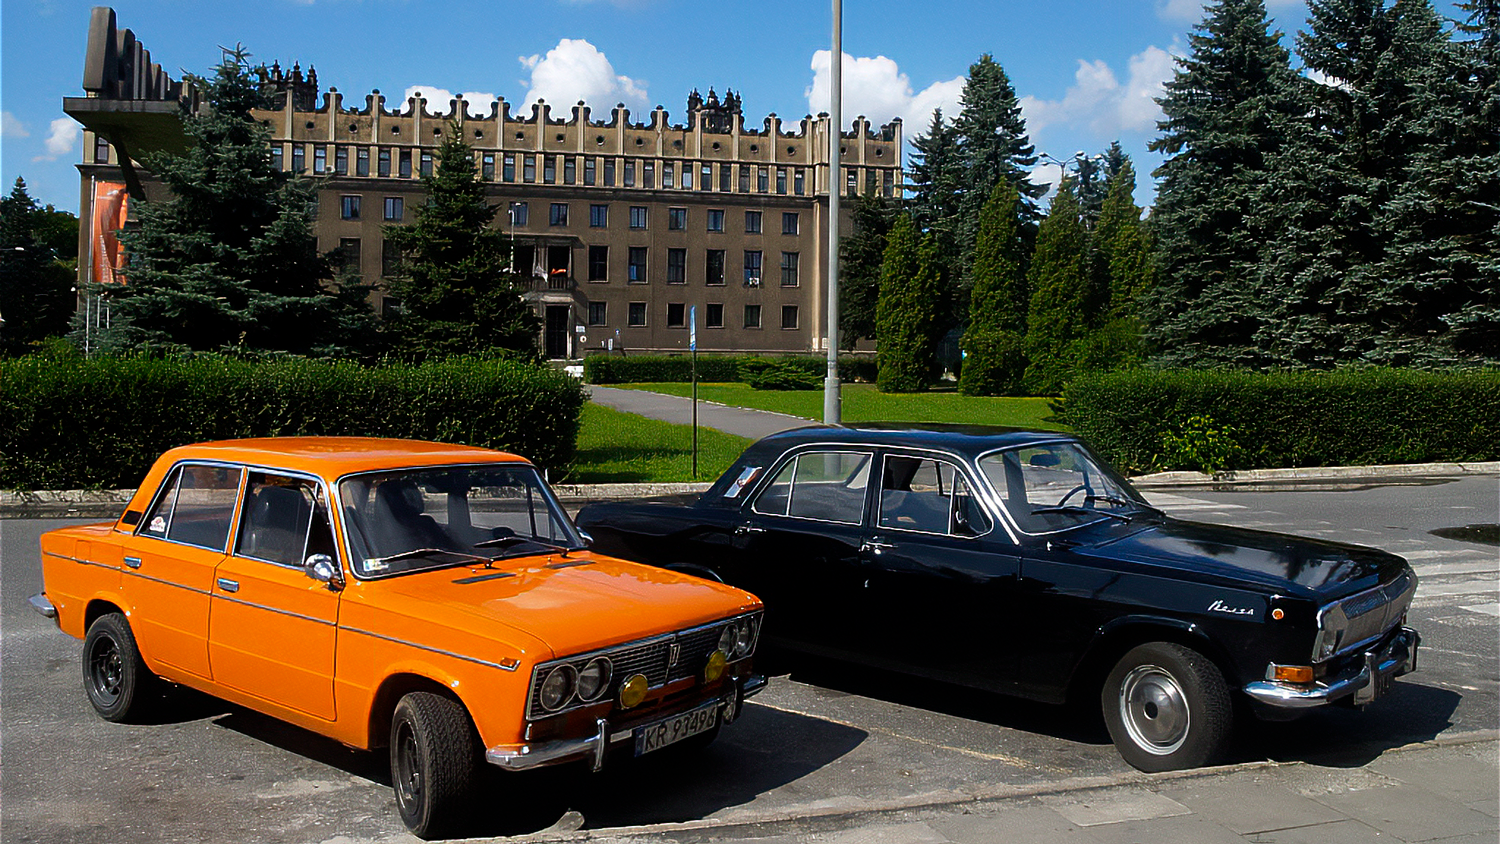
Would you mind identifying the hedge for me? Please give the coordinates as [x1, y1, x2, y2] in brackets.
[0, 355, 587, 490]
[584, 353, 878, 385]
[1060, 368, 1500, 473]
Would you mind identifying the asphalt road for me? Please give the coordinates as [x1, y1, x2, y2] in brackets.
[1, 477, 1495, 843]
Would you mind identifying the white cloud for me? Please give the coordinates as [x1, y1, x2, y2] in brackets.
[805, 50, 964, 130]
[1159, 0, 1302, 24]
[400, 86, 499, 118]
[1020, 46, 1174, 138]
[33, 118, 79, 162]
[1, 112, 28, 138]
[517, 39, 648, 118]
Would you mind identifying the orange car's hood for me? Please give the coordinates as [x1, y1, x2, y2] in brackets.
[360, 552, 761, 660]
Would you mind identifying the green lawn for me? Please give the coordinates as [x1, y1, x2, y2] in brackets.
[562, 402, 752, 484]
[613, 382, 1069, 430]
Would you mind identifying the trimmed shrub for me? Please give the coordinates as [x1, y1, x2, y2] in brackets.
[583, 354, 876, 385]
[742, 359, 821, 391]
[1060, 368, 1500, 473]
[0, 355, 585, 490]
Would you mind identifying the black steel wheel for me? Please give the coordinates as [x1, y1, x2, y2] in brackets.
[390, 691, 480, 839]
[81, 612, 155, 722]
[1101, 642, 1232, 772]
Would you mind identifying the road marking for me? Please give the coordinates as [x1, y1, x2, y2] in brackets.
[1402, 548, 1498, 561]
[1460, 603, 1499, 617]
[1413, 561, 1499, 577]
[1412, 579, 1500, 599]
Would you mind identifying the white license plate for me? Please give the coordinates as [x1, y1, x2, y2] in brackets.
[634, 703, 718, 756]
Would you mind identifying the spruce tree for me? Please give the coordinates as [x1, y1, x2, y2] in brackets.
[99, 46, 372, 356]
[959, 182, 1028, 396]
[838, 191, 899, 350]
[1145, 0, 1304, 366]
[0, 178, 76, 354]
[954, 54, 1045, 242]
[384, 129, 537, 360]
[876, 215, 943, 392]
[1080, 161, 1153, 371]
[906, 108, 964, 255]
[1023, 179, 1089, 395]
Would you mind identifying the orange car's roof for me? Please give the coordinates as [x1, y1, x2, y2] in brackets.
[158, 437, 528, 480]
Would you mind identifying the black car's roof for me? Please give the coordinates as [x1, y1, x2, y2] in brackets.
[749, 423, 1077, 458]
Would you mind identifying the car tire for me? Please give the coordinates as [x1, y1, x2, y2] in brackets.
[1102, 642, 1232, 772]
[82, 612, 157, 722]
[390, 692, 480, 839]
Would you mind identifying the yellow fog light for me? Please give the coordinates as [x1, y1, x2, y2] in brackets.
[619, 673, 649, 709]
[1268, 664, 1314, 684]
[703, 649, 728, 683]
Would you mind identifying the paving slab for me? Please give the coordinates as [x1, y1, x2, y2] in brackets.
[1159, 776, 1347, 834]
[1074, 812, 1248, 844]
[1367, 743, 1500, 808]
[926, 802, 1088, 844]
[1309, 782, 1499, 842]
[1038, 787, 1192, 827]
[1245, 818, 1389, 844]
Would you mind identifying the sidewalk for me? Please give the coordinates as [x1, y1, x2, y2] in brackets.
[588, 384, 811, 440]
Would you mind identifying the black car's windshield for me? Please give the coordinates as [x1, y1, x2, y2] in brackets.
[339, 464, 584, 576]
[979, 443, 1156, 534]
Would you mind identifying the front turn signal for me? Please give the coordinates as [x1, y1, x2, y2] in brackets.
[1268, 664, 1314, 684]
[619, 673, 649, 709]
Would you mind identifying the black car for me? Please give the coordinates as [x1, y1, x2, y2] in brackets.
[576, 423, 1421, 771]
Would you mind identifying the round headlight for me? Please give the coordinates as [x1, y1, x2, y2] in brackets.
[734, 619, 755, 657]
[703, 649, 728, 683]
[538, 664, 577, 712]
[576, 657, 612, 702]
[619, 673, 649, 709]
[718, 626, 736, 653]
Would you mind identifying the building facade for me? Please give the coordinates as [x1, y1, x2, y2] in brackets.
[67, 8, 904, 359]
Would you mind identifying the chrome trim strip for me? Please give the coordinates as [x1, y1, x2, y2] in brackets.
[43, 551, 117, 571]
[209, 592, 334, 627]
[27, 593, 57, 619]
[340, 625, 520, 672]
[121, 568, 213, 597]
[1244, 627, 1419, 710]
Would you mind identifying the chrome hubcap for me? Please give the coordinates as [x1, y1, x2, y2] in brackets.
[1119, 664, 1189, 755]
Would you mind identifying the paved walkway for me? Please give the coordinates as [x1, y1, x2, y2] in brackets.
[588, 385, 816, 440]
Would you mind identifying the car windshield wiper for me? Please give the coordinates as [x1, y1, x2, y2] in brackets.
[365, 548, 493, 570]
[473, 535, 579, 563]
[1031, 505, 1135, 523]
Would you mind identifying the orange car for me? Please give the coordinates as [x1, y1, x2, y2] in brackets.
[30, 438, 765, 838]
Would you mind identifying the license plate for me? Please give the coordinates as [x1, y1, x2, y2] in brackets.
[634, 703, 718, 756]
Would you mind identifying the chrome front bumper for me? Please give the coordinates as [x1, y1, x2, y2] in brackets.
[486, 674, 766, 773]
[28, 593, 57, 620]
[1244, 626, 1420, 711]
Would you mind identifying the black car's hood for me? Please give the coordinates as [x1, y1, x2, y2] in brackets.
[1079, 517, 1408, 597]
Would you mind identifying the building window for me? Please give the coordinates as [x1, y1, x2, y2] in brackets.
[548, 245, 571, 280]
[706, 249, 725, 286]
[783, 212, 799, 235]
[384, 196, 404, 222]
[781, 251, 800, 286]
[549, 203, 568, 226]
[510, 201, 528, 226]
[706, 303, 724, 328]
[743, 304, 762, 328]
[667, 303, 686, 327]
[628, 247, 647, 283]
[643, 161, 655, 189]
[399, 149, 412, 178]
[291, 144, 305, 173]
[707, 209, 725, 232]
[623, 160, 636, 187]
[421, 151, 434, 177]
[543, 155, 556, 183]
[847, 169, 858, 195]
[776, 168, 787, 194]
[745, 211, 762, 234]
[604, 158, 616, 186]
[663, 162, 675, 188]
[94, 135, 111, 163]
[482, 153, 495, 180]
[701, 164, 712, 190]
[588, 301, 608, 325]
[524, 155, 536, 183]
[867, 169, 878, 195]
[590, 204, 609, 228]
[588, 245, 609, 281]
[667, 248, 686, 284]
[357, 147, 370, 176]
[795, 168, 806, 195]
[503, 154, 516, 182]
[682, 164, 693, 190]
[758, 166, 769, 192]
[719, 165, 731, 192]
[378, 148, 392, 177]
[337, 237, 361, 272]
[271, 145, 284, 171]
[744, 250, 762, 285]
[382, 239, 401, 277]
[782, 305, 799, 329]
[336, 146, 349, 175]
[884, 170, 895, 197]
[340, 195, 361, 220]
[313, 146, 326, 174]
[584, 156, 596, 186]
[628, 301, 647, 326]
[513, 243, 535, 275]
[564, 156, 576, 184]
[630, 206, 648, 230]
[668, 207, 686, 230]
[738, 165, 751, 193]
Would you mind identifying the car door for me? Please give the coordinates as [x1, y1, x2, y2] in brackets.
[856, 451, 1022, 689]
[120, 462, 243, 679]
[208, 470, 341, 720]
[723, 448, 874, 654]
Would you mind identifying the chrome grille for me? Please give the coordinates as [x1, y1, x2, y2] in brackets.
[1326, 569, 1418, 660]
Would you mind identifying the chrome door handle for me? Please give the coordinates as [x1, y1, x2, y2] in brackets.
[216, 578, 240, 593]
[124, 556, 142, 569]
[734, 525, 766, 536]
[861, 540, 894, 553]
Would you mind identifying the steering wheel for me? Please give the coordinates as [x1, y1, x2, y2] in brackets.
[1058, 484, 1089, 507]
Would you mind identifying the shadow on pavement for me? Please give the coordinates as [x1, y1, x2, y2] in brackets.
[1239, 681, 1461, 768]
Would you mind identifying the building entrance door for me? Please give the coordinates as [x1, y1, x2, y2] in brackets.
[545, 305, 570, 359]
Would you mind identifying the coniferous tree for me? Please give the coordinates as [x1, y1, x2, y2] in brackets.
[1080, 161, 1153, 371]
[384, 129, 537, 360]
[1145, 0, 1304, 366]
[959, 182, 1028, 396]
[0, 178, 76, 354]
[954, 54, 1045, 246]
[1023, 179, 1089, 395]
[98, 47, 373, 356]
[876, 215, 943, 392]
[838, 191, 899, 350]
[906, 109, 964, 256]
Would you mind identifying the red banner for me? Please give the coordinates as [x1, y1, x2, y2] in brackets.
[91, 180, 128, 285]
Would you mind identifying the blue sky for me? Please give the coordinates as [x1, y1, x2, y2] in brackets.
[0, 0, 1466, 216]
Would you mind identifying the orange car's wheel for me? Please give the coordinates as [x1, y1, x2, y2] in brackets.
[82, 612, 156, 723]
[390, 691, 479, 839]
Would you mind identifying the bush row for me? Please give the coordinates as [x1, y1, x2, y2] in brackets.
[584, 353, 878, 385]
[1060, 368, 1500, 473]
[0, 355, 586, 490]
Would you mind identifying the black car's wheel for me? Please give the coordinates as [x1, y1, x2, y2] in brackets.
[390, 692, 479, 839]
[1102, 642, 1232, 772]
[82, 612, 156, 722]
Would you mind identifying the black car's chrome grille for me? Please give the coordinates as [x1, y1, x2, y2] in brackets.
[1327, 569, 1418, 659]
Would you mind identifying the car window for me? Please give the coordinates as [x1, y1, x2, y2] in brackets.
[980, 443, 1139, 533]
[236, 472, 332, 567]
[878, 455, 991, 537]
[750, 450, 869, 525]
[141, 463, 242, 551]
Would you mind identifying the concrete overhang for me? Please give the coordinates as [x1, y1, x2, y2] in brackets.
[63, 96, 190, 159]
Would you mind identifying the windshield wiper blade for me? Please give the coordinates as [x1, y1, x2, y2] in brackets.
[1031, 505, 1134, 523]
[367, 547, 492, 567]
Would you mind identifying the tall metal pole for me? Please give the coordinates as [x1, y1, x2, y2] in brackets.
[822, 0, 843, 425]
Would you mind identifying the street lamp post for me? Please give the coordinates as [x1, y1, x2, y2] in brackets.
[823, 0, 843, 425]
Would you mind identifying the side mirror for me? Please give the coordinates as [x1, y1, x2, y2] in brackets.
[304, 554, 344, 590]
[577, 529, 594, 547]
